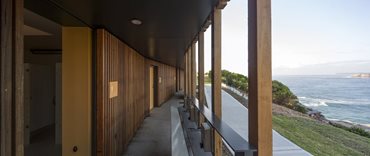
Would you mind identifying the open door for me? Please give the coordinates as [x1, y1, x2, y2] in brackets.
[149, 66, 158, 111]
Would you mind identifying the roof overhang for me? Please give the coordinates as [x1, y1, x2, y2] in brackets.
[25, 0, 221, 67]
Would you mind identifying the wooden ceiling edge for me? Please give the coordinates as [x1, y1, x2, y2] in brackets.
[216, 0, 230, 9]
[183, 13, 212, 56]
[94, 27, 180, 69]
[182, 0, 229, 68]
[186, 0, 229, 50]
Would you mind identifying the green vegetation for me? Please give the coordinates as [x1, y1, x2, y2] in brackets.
[331, 123, 370, 138]
[221, 70, 248, 93]
[272, 80, 310, 113]
[273, 115, 370, 156]
[206, 70, 309, 113]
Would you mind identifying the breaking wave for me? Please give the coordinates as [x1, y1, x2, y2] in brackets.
[298, 97, 370, 107]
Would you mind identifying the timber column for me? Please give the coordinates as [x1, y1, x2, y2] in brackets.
[248, 0, 273, 155]
[211, 7, 222, 156]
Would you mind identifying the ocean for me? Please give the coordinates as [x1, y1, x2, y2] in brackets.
[274, 75, 370, 125]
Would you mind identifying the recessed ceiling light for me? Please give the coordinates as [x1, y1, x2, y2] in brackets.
[131, 19, 142, 25]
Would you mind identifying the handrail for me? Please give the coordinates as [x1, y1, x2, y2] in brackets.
[190, 98, 257, 156]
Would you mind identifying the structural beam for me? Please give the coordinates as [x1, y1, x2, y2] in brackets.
[211, 8, 222, 156]
[248, 0, 272, 155]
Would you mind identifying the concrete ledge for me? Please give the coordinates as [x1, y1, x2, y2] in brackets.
[171, 101, 189, 156]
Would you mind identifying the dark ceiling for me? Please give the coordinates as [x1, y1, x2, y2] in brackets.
[25, 0, 218, 67]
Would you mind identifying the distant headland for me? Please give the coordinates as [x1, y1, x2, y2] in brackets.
[351, 73, 370, 78]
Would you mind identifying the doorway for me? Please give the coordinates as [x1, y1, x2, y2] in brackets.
[23, 9, 62, 156]
[149, 66, 158, 111]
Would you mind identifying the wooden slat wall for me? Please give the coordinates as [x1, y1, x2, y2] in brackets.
[96, 29, 177, 156]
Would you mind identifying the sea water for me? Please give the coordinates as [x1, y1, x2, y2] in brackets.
[274, 75, 370, 125]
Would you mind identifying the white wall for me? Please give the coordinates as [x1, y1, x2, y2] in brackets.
[27, 63, 55, 132]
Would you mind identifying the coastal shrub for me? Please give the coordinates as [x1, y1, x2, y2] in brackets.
[332, 123, 370, 139]
[348, 127, 370, 138]
[206, 70, 309, 113]
[221, 70, 248, 93]
[272, 80, 296, 105]
[293, 103, 309, 114]
[349, 127, 370, 138]
[272, 80, 309, 113]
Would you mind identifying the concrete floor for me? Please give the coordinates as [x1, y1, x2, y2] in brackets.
[124, 95, 188, 156]
[25, 127, 61, 156]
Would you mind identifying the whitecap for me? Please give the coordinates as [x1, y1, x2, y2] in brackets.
[298, 96, 370, 107]
[299, 97, 329, 107]
[302, 102, 328, 107]
[326, 118, 340, 121]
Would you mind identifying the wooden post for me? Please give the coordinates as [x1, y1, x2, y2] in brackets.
[1, 0, 24, 155]
[248, 0, 272, 155]
[211, 8, 222, 156]
[175, 68, 178, 91]
[177, 67, 180, 92]
[198, 32, 205, 105]
[198, 32, 205, 127]
[191, 43, 196, 99]
[186, 49, 190, 98]
[1, 0, 14, 155]
[187, 49, 190, 98]
[14, 0, 24, 155]
[188, 49, 192, 98]
[184, 50, 188, 97]
[188, 48, 192, 98]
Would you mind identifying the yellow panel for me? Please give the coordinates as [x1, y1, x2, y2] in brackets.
[62, 27, 92, 156]
[109, 81, 118, 98]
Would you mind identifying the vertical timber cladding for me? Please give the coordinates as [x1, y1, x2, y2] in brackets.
[96, 29, 177, 156]
[96, 29, 144, 156]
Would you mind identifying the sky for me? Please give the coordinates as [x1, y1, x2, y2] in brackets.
[201, 0, 370, 75]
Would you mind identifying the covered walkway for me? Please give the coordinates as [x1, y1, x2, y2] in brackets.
[123, 95, 188, 156]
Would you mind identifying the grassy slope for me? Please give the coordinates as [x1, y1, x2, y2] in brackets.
[273, 115, 370, 156]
